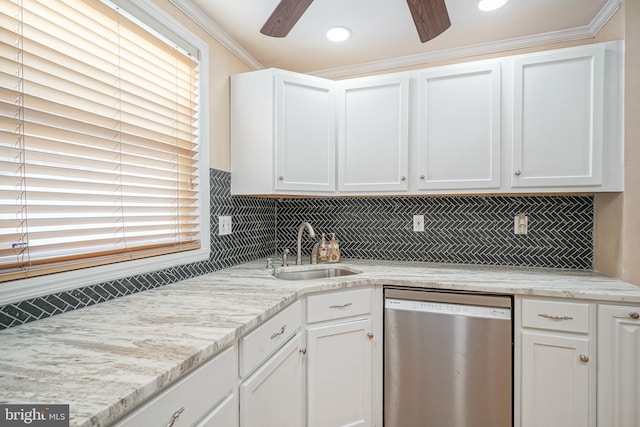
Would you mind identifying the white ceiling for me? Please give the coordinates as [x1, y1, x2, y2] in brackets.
[171, 0, 620, 77]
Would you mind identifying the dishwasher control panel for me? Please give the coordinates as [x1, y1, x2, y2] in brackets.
[385, 298, 511, 320]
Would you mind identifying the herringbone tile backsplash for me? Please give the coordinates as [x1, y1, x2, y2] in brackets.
[0, 169, 593, 329]
[0, 170, 277, 329]
[276, 195, 593, 269]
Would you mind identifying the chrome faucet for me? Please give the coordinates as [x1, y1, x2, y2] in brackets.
[296, 222, 316, 265]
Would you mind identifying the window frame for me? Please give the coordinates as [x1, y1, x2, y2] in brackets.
[0, 0, 210, 305]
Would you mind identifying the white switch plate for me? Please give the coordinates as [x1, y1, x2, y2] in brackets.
[413, 215, 425, 232]
[514, 214, 528, 235]
[219, 215, 232, 235]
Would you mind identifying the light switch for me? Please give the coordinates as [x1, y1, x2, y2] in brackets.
[514, 213, 528, 235]
[413, 215, 425, 232]
[219, 216, 232, 235]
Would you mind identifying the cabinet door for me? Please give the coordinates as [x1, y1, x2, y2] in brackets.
[417, 61, 501, 190]
[307, 318, 373, 427]
[511, 45, 604, 188]
[275, 74, 335, 192]
[521, 331, 593, 427]
[598, 305, 640, 427]
[240, 334, 304, 427]
[196, 394, 238, 427]
[337, 75, 409, 192]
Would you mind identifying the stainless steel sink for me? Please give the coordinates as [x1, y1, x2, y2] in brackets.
[271, 266, 361, 281]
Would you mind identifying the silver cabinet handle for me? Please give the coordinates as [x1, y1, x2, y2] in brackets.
[278, 176, 284, 180]
[270, 325, 286, 339]
[630, 312, 640, 320]
[299, 348, 307, 355]
[515, 170, 522, 176]
[538, 313, 573, 320]
[166, 407, 185, 427]
[419, 175, 425, 180]
[367, 332, 374, 339]
[401, 176, 407, 181]
[329, 302, 353, 309]
[579, 354, 590, 363]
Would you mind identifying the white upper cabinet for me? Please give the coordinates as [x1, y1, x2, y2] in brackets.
[231, 69, 335, 195]
[230, 41, 622, 196]
[416, 61, 502, 190]
[510, 44, 608, 189]
[276, 74, 336, 192]
[337, 75, 409, 192]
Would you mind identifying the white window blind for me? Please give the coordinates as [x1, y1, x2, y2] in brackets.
[0, 0, 201, 282]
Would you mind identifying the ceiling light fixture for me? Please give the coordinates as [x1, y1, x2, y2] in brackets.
[478, 0, 510, 11]
[326, 26, 352, 42]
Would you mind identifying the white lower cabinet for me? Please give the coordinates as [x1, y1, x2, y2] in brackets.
[598, 304, 640, 427]
[240, 333, 305, 427]
[521, 331, 592, 427]
[518, 298, 595, 427]
[307, 318, 373, 427]
[305, 287, 379, 427]
[195, 394, 238, 427]
[115, 346, 237, 427]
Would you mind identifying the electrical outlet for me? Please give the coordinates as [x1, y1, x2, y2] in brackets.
[514, 213, 528, 235]
[219, 215, 232, 235]
[413, 215, 425, 232]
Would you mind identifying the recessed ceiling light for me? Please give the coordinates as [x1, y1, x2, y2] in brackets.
[326, 26, 351, 42]
[478, 0, 510, 11]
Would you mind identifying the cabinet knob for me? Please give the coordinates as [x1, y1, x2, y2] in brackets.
[514, 170, 522, 176]
[367, 332, 374, 339]
[630, 312, 640, 320]
[299, 348, 307, 355]
[166, 407, 185, 427]
[278, 176, 284, 181]
[579, 354, 589, 363]
[401, 176, 407, 181]
[419, 175, 425, 180]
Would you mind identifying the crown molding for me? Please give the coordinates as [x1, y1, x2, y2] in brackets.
[167, 0, 620, 79]
[312, 0, 622, 78]
[168, 0, 264, 70]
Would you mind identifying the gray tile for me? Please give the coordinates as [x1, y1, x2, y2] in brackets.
[0, 171, 593, 330]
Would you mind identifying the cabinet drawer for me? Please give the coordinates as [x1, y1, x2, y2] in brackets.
[521, 298, 590, 333]
[116, 346, 236, 427]
[240, 301, 301, 377]
[307, 287, 372, 324]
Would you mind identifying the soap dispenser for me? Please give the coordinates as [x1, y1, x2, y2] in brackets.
[327, 233, 340, 263]
[318, 233, 329, 263]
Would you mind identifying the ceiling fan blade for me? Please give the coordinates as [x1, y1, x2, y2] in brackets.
[406, 0, 451, 43]
[261, 0, 314, 38]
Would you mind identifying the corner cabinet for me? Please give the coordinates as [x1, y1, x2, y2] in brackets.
[231, 69, 336, 195]
[240, 334, 305, 427]
[598, 304, 640, 427]
[509, 43, 622, 190]
[337, 75, 409, 192]
[416, 60, 502, 190]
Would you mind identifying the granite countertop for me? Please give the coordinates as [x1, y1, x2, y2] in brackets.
[1, 259, 639, 426]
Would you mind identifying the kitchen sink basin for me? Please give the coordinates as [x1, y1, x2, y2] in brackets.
[271, 266, 361, 281]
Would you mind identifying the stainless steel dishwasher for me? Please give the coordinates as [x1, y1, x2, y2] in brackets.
[384, 287, 513, 427]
